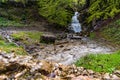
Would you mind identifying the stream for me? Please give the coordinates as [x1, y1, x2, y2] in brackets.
[0, 29, 117, 65]
[33, 38, 115, 65]
[31, 12, 116, 65]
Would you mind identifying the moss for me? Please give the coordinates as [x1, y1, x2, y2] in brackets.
[0, 40, 27, 55]
[11, 31, 43, 45]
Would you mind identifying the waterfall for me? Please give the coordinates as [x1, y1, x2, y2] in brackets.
[69, 12, 82, 33]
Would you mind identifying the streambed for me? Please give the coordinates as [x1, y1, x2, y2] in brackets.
[0, 29, 117, 65]
[33, 38, 115, 65]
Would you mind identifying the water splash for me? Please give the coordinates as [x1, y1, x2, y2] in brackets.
[69, 12, 82, 33]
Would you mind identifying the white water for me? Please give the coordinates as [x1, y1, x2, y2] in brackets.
[69, 12, 82, 33]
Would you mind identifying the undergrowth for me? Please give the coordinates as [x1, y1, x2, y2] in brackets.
[101, 19, 120, 45]
[0, 17, 25, 27]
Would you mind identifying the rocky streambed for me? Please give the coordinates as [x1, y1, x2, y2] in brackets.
[0, 52, 120, 80]
[33, 38, 115, 65]
[0, 29, 119, 80]
[0, 29, 116, 65]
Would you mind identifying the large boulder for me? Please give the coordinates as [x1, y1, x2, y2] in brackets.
[40, 34, 56, 43]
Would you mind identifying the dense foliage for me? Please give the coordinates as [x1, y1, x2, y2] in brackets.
[38, 0, 86, 26]
[38, 0, 73, 26]
[0, 0, 120, 26]
[0, 0, 27, 3]
[87, 0, 120, 23]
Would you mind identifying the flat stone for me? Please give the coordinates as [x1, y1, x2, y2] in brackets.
[71, 75, 93, 80]
[111, 74, 120, 79]
[114, 70, 120, 77]
[103, 73, 110, 80]
[87, 70, 94, 75]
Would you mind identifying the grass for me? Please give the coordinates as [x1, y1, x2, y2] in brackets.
[11, 31, 43, 45]
[0, 39, 27, 55]
[75, 51, 120, 73]
[0, 17, 25, 27]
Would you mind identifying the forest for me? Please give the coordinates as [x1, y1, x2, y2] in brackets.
[0, 0, 120, 80]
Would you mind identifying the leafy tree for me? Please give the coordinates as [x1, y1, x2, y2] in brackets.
[38, 0, 74, 26]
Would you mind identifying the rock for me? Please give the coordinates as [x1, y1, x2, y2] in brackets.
[67, 74, 75, 78]
[71, 75, 92, 80]
[87, 70, 94, 75]
[15, 69, 27, 78]
[0, 75, 8, 80]
[111, 74, 120, 80]
[114, 70, 120, 77]
[40, 60, 53, 73]
[40, 34, 56, 43]
[77, 67, 84, 72]
[82, 70, 89, 76]
[103, 73, 110, 80]
[48, 72, 56, 78]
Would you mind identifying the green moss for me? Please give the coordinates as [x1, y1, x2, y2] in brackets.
[0, 40, 27, 55]
[11, 31, 43, 45]
[75, 51, 120, 73]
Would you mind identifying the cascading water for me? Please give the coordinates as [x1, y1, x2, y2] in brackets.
[69, 12, 82, 33]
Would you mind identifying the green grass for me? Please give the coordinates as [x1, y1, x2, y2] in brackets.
[0, 40, 27, 55]
[75, 51, 120, 73]
[11, 31, 43, 45]
[0, 17, 25, 27]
